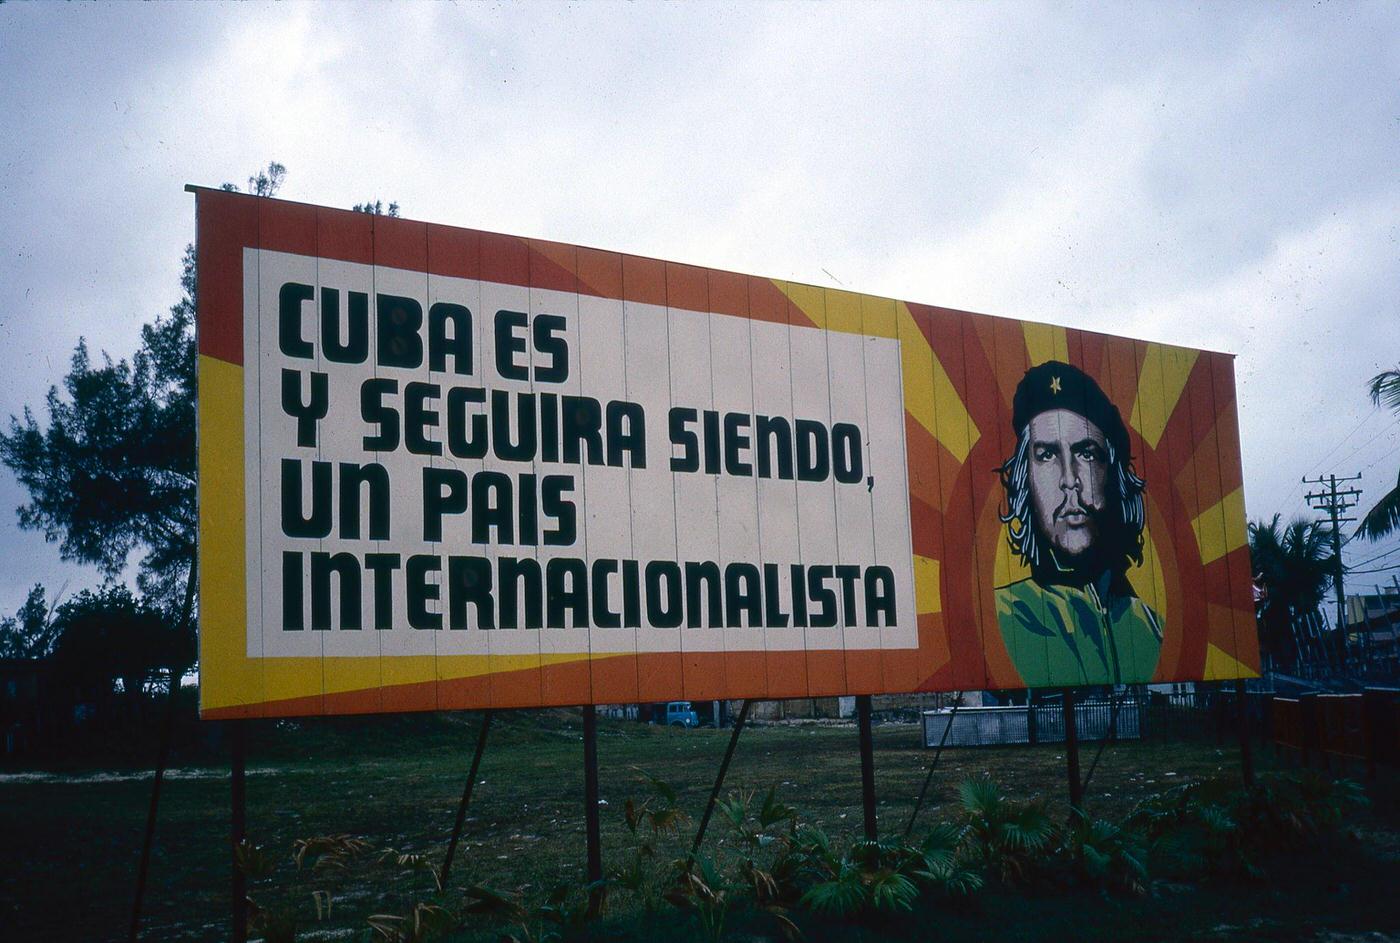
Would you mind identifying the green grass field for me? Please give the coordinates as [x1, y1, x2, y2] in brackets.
[2, 710, 1397, 942]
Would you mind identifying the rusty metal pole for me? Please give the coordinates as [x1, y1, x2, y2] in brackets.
[857, 695, 878, 841]
[129, 557, 197, 943]
[127, 680, 177, 943]
[692, 700, 752, 857]
[1236, 679, 1255, 787]
[905, 696, 961, 837]
[441, 711, 492, 888]
[582, 705, 603, 916]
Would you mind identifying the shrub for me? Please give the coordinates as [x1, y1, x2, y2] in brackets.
[956, 776, 1058, 886]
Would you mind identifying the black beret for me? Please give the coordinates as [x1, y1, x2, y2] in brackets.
[1011, 360, 1131, 459]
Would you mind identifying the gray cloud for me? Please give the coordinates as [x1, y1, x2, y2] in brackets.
[1, 1, 1397, 612]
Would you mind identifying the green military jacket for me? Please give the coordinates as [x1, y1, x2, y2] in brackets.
[995, 576, 1163, 688]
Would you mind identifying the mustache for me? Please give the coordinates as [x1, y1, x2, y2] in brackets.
[1054, 493, 1102, 520]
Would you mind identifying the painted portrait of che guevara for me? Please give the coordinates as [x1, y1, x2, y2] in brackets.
[995, 361, 1163, 687]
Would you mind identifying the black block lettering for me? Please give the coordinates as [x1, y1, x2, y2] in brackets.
[756, 415, 794, 479]
[645, 561, 683, 629]
[282, 551, 304, 630]
[423, 467, 468, 541]
[494, 310, 529, 380]
[446, 386, 487, 459]
[471, 471, 513, 544]
[364, 553, 400, 630]
[546, 557, 588, 628]
[339, 462, 390, 540]
[448, 556, 494, 630]
[491, 390, 536, 463]
[321, 288, 369, 364]
[281, 369, 328, 448]
[377, 293, 424, 369]
[532, 313, 569, 383]
[669, 407, 699, 472]
[498, 556, 543, 629]
[404, 382, 442, 456]
[406, 554, 442, 630]
[360, 378, 400, 451]
[281, 459, 332, 538]
[832, 423, 863, 484]
[865, 566, 897, 627]
[278, 282, 314, 359]
[806, 565, 838, 628]
[311, 551, 361, 631]
[428, 302, 472, 375]
[724, 563, 762, 626]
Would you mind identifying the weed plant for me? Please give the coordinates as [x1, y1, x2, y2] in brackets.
[231, 767, 1367, 942]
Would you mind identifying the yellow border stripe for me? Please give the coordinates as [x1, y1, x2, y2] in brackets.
[861, 294, 898, 340]
[778, 281, 826, 328]
[198, 354, 260, 712]
[825, 288, 864, 334]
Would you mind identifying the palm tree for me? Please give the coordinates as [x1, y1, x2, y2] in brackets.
[1249, 514, 1337, 667]
[1357, 369, 1400, 540]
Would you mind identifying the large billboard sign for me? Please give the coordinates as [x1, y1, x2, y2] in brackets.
[193, 189, 1259, 719]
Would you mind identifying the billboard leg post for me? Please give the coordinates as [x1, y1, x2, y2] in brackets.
[905, 694, 960, 837]
[129, 559, 195, 943]
[231, 720, 248, 943]
[1081, 688, 1124, 794]
[857, 695, 877, 842]
[691, 699, 752, 858]
[1062, 688, 1083, 816]
[1236, 680, 1254, 787]
[441, 711, 493, 889]
[582, 705, 603, 917]
[127, 677, 178, 943]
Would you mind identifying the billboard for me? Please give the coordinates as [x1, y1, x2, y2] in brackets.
[193, 189, 1259, 719]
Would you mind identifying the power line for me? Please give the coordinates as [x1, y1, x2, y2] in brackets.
[1303, 408, 1382, 479]
[1333, 422, 1398, 475]
[1346, 542, 1400, 570]
[1360, 437, 1400, 474]
[1276, 407, 1385, 517]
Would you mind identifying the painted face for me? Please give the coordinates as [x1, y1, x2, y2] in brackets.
[1027, 408, 1109, 564]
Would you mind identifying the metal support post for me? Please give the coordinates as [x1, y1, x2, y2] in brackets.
[905, 694, 960, 837]
[1063, 688, 1083, 814]
[856, 694, 877, 841]
[692, 700, 752, 857]
[128, 557, 197, 943]
[1236, 679, 1254, 787]
[1081, 687, 1125, 793]
[582, 705, 603, 915]
[127, 679, 177, 943]
[441, 711, 493, 888]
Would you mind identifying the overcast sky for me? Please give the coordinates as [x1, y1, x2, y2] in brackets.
[1, 2, 1397, 616]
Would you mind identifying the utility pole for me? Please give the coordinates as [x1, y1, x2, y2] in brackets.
[1303, 473, 1362, 670]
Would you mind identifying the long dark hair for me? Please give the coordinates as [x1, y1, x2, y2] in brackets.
[998, 424, 1147, 577]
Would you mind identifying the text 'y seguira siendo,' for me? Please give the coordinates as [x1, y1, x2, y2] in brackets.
[272, 280, 902, 634]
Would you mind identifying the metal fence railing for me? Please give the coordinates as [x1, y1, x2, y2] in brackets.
[921, 692, 1242, 749]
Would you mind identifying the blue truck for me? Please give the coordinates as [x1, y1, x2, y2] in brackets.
[648, 701, 700, 728]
